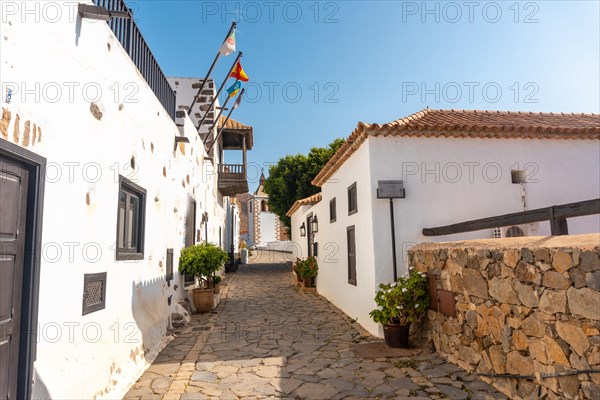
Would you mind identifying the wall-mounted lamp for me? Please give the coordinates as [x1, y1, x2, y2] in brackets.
[78, 4, 131, 21]
[299, 223, 306, 237]
[311, 215, 319, 233]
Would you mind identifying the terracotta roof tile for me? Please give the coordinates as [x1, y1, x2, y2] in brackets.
[286, 193, 322, 217]
[218, 116, 252, 130]
[312, 109, 600, 186]
[218, 116, 254, 150]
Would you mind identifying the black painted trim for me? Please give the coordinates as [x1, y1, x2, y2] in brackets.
[329, 198, 336, 223]
[0, 139, 46, 400]
[348, 182, 358, 215]
[347, 225, 357, 286]
[82, 272, 108, 315]
[115, 175, 146, 261]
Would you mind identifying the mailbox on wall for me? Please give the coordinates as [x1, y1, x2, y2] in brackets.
[376, 180, 405, 199]
[427, 273, 457, 317]
[377, 180, 406, 281]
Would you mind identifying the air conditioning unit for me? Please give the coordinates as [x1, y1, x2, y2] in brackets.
[493, 223, 539, 238]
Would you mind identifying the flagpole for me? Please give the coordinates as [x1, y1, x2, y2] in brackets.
[187, 21, 236, 113]
[206, 89, 245, 155]
[196, 51, 243, 134]
[206, 90, 235, 135]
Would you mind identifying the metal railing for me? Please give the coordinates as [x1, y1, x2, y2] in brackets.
[94, 0, 176, 121]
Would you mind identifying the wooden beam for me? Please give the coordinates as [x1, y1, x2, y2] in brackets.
[422, 198, 600, 237]
[550, 218, 569, 236]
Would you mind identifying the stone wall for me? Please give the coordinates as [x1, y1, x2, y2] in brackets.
[408, 234, 600, 400]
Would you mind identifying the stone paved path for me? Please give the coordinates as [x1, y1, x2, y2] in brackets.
[124, 260, 507, 400]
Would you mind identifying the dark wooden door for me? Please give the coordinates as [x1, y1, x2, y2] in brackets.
[185, 198, 196, 248]
[306, 215, 314, 257]
[0, 156, 29, 400]
[184, 199, 197, 284]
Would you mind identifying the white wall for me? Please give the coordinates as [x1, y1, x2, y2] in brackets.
[0, 3, 224, 398]
[258, 211, 277, 245]
[292, 134, 600, 338]
[248, 199, 255, 246]
[290, 205, 313, 258]
[368, 135, 600, 285]
[291, 142, 381, 334]
[224, 199, 240, 253]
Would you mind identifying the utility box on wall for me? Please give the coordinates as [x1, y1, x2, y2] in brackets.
[427, 273, 456, 317]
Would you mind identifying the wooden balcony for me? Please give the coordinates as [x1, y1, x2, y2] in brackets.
[218, 163, 248, 196]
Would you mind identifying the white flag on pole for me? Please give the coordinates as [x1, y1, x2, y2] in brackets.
[219, 31, 236, 56]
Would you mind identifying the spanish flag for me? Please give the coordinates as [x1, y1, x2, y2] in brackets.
[229, 61, 249, 82]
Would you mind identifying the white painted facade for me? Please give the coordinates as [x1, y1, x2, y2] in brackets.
[0, 3, 228, 399]
[224, 198, 240, 255]
[258, 212, 277, 243]
[248, 175, 288, 248]
[291, 133, 600, 336]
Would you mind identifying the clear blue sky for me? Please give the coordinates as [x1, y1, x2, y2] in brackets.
[133, 1, 599, 180]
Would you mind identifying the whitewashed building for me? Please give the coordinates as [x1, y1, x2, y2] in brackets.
[288, 109, 600, 336]
[0, 1, 251, 399]
[248, 173, 289, 248]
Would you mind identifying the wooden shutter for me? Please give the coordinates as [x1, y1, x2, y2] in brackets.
[347, 226, 356, 285]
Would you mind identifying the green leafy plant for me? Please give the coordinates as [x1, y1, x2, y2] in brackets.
[178, 242, 229, 288]
[369, 270, 430, 325]
[263, 138, 345, 229]
[214, 275, 222, 285]
[295, 256, 318, 279]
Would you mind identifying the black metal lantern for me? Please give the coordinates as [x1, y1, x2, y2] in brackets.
[311, 215, 318, 233]
[300, 222, 306, 237]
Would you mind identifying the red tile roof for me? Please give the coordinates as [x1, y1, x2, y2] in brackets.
[312, 109, 600, 187]
[218, 116, 254, 150]
[218, 116, 252, 131]
[286, 193, 322, 217]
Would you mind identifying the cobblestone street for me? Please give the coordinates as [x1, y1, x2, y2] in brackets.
[124, 256, 507, 400]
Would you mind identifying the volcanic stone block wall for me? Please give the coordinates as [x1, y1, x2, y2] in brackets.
[408, 234, 600, 400]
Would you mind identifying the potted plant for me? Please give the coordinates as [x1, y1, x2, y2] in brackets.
[179, 242, 229, 313]
[292, 257, 303, 284]
[297, 256, 318, 288]
[369, 270, 430, 348]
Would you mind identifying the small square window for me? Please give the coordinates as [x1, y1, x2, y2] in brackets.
[116, 176, 146, 261]
[511, 170, 527, 184]
[348, 182, 357, 215]
[329, 198, 337, 223]
[82, 272, 107, 315]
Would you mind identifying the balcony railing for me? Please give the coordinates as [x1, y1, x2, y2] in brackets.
[218, 163, 245, 175]
[94, 0, 176, 121]
[218, 164, 248, 196]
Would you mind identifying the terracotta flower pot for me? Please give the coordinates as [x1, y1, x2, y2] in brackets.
[192, 288, 214, 313]
[383, 323, 411, 348]
[214, 283, 221, 295]
[303, 276, 315, 288]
